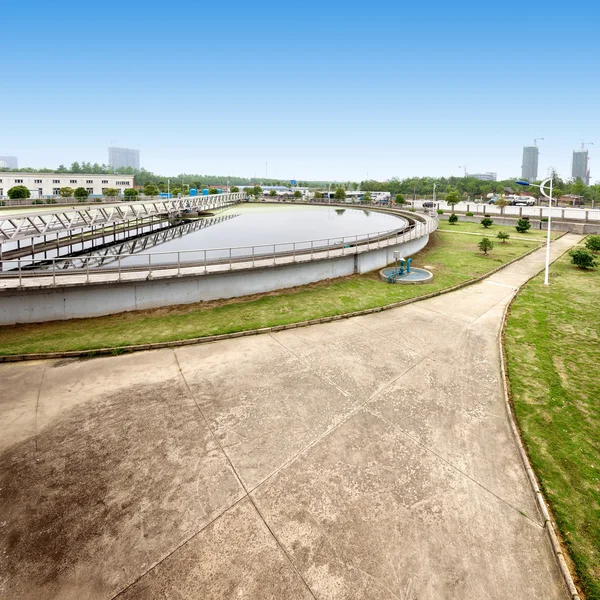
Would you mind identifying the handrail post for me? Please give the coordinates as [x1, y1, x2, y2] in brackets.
[118, 255, 121, 281]
[204, 250, 207, 274]
[86, 257, 90, 283]
[177, 252, 181, 276]
[229, 247, 232, 270]
[293, 242, 296, 262]
[311, 240, 314, 260]
[148, 254, 152, 278]
[52, 259, 56, 286]
[252, 245, 255, 267]
[327, 239, 330, 259]
[18, 260, 22, 287]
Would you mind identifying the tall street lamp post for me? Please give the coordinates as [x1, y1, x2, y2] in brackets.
[516, 178, 553, 285]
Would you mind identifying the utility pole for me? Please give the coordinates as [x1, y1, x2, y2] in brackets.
[458, 165, 467, 177]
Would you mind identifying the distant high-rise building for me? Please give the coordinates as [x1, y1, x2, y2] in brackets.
[0, 156, 18, 169]
[468, 172, 497, 181]
[108, 147, 140, 170]
[572, 150, 590, 185]
[521, 146, 539, 181]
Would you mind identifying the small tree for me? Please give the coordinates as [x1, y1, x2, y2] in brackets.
[515, 218, 531, 233]
[269, 190, 277, 197]
[7, 185, 30, 199]
[481, 217, 493, 228]
[570, 249, 598, 269]
[293, 190, 302, 199]
[171, 187, 182, 196]
[208, 187, 219, 194]
[313, 191, 323, 199]
[445, 187, 460, 210]
[395, 194, 405, 206]
[362, 191, 372, 204]
[123, 188, 139, 198]
[230, 185, 240, 193]
[73, 187, 89, 199]
[143, 184, 159, 196]
[497, 231, 510, 243]
[59, 187, 74, 198]
[103, 188, 119, 197]
[584, 235, 600, 253]
[334, 187, 346, 200]
[495, 196, 509, 214]
[448, 213, 458, 225]
[478, 237, 494, 255]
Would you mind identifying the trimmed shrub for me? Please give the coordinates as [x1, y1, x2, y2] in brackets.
[584, 235, 600, 253]
[515, 218, 531, 233]
[465, 211, 474, 216]
[448, 213, 458, 225]
[481, 217, 493, 228]
[570, 249, 598, 269]
[497, 231, 510, 243]
[437, 209, 444, 215]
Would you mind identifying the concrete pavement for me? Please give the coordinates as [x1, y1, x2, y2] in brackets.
[0, 234, 582, 599]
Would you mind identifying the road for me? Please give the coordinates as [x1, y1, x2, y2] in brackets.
[0, 234, 582, 599]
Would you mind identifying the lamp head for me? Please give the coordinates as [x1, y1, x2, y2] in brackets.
[515, 180, 530, 186]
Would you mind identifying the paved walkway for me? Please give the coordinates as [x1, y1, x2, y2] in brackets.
[0, 234, 582, 600]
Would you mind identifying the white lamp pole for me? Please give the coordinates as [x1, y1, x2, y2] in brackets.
[516, 177, 553, 285]
[540, 177, 553, 286]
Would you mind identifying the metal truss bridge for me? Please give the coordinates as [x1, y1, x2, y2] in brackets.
[34, 213, 239, 271]
[0, 193, 244, 243]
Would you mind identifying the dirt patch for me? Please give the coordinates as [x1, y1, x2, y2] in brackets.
[0, 379, 241, 598]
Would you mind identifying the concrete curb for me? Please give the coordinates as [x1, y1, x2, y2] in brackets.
[0, 238, 549, 363]
[497, 244, 582, 600]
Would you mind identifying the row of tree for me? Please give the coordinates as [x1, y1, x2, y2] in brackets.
[5, 162, 599, 203]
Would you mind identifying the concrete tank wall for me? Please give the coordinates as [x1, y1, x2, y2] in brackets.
[0, 235, 429, 325]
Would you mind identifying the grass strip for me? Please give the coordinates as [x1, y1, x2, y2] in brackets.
[505, 245, 600, 600]
[0, 231, 541, 355]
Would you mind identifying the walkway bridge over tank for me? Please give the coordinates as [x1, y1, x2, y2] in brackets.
[0, 192, 245, 243]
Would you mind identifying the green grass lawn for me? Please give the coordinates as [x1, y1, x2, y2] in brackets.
[437, 218, 561, 240]
[0, 230, 542, 355]
[505, 246, 600, 600]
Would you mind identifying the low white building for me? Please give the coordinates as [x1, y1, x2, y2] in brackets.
[0, 173, 135, 198]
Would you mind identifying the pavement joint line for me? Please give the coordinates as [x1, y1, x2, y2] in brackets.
[247, 349, 435, 498]
[485, 280, 519, 290]
[33, 363, 47, 458]
[172, 349, 319, 600]
[110, 495, 249, 600]
[364, 407, 545, 528]
[351, 320, 426, 357]
[267, 332, 352, 398]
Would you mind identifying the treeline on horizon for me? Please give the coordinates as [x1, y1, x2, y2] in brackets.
[5, 163, 598, 199]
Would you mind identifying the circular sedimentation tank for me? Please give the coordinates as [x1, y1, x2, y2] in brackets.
[379, 266, 433, 285]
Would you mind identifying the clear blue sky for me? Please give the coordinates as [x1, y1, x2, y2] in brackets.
[2, 0, 598, 182]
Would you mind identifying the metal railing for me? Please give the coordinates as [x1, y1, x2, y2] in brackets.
[0, 213, 438, 286]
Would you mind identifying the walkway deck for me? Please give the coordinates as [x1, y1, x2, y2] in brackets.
[0, 234, 582, 599]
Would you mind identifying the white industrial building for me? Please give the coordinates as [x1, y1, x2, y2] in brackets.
[0, 173, 135, 198]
